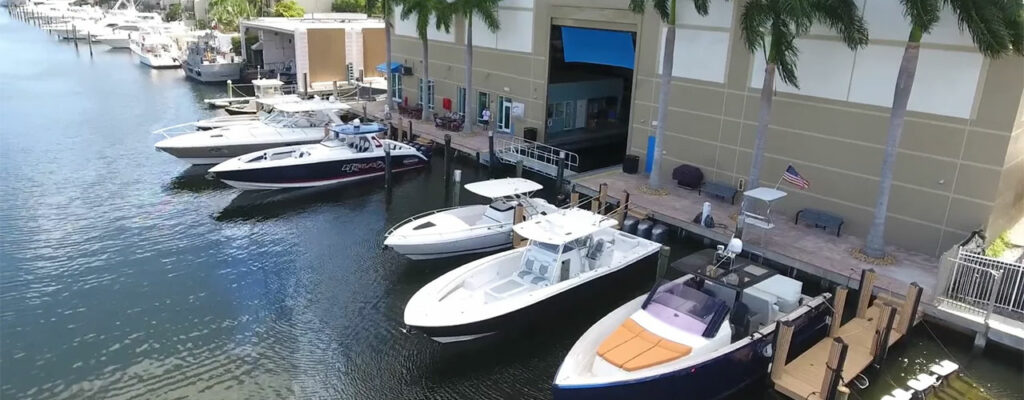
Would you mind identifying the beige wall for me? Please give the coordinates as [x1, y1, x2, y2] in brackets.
[988, 83, 1024, 239]
[362, 28, 387, 78]
[389, 0, 1024, 256]
[307, 29, 347, 84]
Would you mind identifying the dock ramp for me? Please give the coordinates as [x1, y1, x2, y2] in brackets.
[494, 136, 578, 178]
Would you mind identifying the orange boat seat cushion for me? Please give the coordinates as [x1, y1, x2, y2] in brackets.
[597, 317, 693, 371]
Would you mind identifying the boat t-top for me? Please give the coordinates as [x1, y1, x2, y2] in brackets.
[154, 98, 345, 165]
[552, 243, 832, 399]
[403, 208, 662, 343]
[181, 31, 242, 83]
[208, 121, 431, 190]
[384, 178, 559, 260]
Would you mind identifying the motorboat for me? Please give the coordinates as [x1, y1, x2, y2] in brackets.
[384, 178, 559, 260]
[129, 25, 189, 69]
[552, 244, 832, 400]
[208, 122, 431, 190]
[403, 208, 662, 343]
[218, 78, 294, 114]
[154, 99, 345, 165]
[94, 23, 145, 49]
[182, 31, 242, 83]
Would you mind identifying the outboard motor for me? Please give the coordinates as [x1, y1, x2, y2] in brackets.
[621, 216, 639, 234]
[651, 223, 669, 243]
[636, 219, 653, 240]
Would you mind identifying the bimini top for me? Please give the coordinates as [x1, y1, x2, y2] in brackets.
[272, 100, 351, 113]
[464, 178, 543, 199]
[513, 208, 618, 244]
[330, 122, 388, 135]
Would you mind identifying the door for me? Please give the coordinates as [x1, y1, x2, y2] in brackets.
[498, 96, 512, 132]
[575, 100, 587, 128]
[477, 91, 489, 123]
[563, 101, 574, 130]
[390, 72, 402, 101]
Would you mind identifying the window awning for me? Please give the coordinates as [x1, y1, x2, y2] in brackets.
[376, 62, 403, 73]
[560, 27, 635, 69]
[250, 41, 263, 51]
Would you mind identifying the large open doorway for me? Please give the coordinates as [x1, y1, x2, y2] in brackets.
[546, 25, 636, 171]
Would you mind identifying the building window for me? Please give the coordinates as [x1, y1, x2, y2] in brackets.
[456, 86, 467, 115]
[419, 78, 435, 110]
[477, 91, 490, 123]
[390, 72, 402, 101]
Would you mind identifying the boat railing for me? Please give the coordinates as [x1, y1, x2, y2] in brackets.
[384, 206, 463, 238]
[152, 121, 202, 138]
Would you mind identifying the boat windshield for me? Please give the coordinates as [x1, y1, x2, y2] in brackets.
[263, 110, 331, 128]
[645, 282, 727, 336]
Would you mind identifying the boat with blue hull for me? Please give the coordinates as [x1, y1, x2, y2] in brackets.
[209, 122, 431, 190]
[552, 245, 832, 400]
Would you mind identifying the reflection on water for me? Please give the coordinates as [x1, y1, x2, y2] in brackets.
[1, 11, 1021, 400]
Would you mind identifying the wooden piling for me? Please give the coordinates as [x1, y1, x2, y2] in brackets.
[383, 145, 392, 188]
[570, 191, 580, 208]
[451, 169, 462, 206]
[302, 72, 309, 95]
[513, 205, 525, 248]
[821, 338, 850, 400]
[855, 269, 877, 319]
[556, 151, 566, 195]
[871, 303, 896, 365]
[830, 286, 848, 338]
[72, 24, 78, 50]
[487, 131, 495, 168]
[771, 319, 795, 382]
[515, 158, 523, 177]
[835, 386, 850, 400]
[618, 191, 630, 227]
[897, 282, 922, 336]
[87, 31, 93, 56]
[443, 134, 452, 184]
[656, 246, 670, 277]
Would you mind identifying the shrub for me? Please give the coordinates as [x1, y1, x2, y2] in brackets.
[985, 232, 1013, 258]
[331, 0, 362, 13]
[273, 0, 305, 17]
[164, 3, 183, 22]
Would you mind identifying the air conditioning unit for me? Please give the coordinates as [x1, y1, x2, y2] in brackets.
[401, 66, 413, 76]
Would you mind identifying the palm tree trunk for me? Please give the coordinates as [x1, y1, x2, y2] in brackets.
[747, 63, 776, 189]
[463, 15, 473, 133]
[385, 1, 394, 112]
[648, 24, 675, 189]
[864, 38, 921, 258]
[421, 38, 430, 121]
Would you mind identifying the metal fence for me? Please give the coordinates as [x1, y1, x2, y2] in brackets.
[938, 247, 1024, 319]
[494, 136, 579, 178]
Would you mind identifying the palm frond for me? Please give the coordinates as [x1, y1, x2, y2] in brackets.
[811, 0, 868, 49]
[692, 0, 710, 17]
[769, 18, 801, 88]
[652, 0, 672, 23]
[899, 0, 941, 33]
[740, 0, 772, 54]
[475, 1, 501, 32]
[995, 0, 1024, 56]
[628, 0, 646, 15]
[945, 0, 1011, 57]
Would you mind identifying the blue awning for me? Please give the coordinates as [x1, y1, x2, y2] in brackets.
[561, 27, 635, 69]
[376, 62, 403, 73]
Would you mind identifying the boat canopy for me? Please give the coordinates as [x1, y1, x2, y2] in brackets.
[330, 122, 388, 135]
[464, 178, 543, 199]
[272, 100, 351, 113]
[376, 62, 403, 73]
[512, 208, 617, 244]
[251, 78, 284, 88]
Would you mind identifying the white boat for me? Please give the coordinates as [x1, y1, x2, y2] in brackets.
[208, 122, 431, 190]
[403, 208, 662, 343]
[551, 245, 833, 400]
[94, 23, 144, 49]
[384, 178, 559, 260]
[154, 99, 347, 165]
[129, 25, 189, 69]
[181, 31, 242, 83]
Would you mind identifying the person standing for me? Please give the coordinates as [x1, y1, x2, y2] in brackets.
[480, 107, 490, 128]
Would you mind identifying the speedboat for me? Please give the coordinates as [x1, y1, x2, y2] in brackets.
[181, 31, 242, 83]
[552, 243, 832, 400]
[154, 99, 344, 165]
[403, 208, 662, 343]
[208, 122, 431, 190]
[384, 178, 559, 260]
[218, 78, 294, 115]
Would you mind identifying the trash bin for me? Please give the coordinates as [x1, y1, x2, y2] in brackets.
[623, 154, 640, 174]
[524, 127, 538, 142]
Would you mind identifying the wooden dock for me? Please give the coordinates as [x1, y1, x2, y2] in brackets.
[771, 270, 924, 400]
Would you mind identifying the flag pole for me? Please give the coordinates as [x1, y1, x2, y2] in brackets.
[774, 174, 785, 190]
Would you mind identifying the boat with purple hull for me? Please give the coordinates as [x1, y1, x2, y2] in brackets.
[552, 245, 832, 400]
[209, 122, 431, 190]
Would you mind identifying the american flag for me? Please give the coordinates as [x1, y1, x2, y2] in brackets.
[783, 165, 810, 190]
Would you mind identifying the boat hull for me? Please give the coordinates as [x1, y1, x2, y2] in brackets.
[213, 154, 429, 190]
[183, 61, 242, 83]
[223, 106, 257, 116]
[408, 254, 657, 343]
[551, 299, 831, 400]
[156, 139, 323, 165]
[387, 230, 512, 260]
[98, 37, 129, 49]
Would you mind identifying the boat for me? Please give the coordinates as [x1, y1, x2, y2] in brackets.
[94, 23, 145, 49]
[129, 26, 187, 69]
[551, 244, 832, 400]
[181, 31, 242, 83]
[154, 99, 345, 165]
[208, 122, 431, 190]
[212, 78, 294, 114]
[384, 178, 559, 260]
[403, 208, 662, 343]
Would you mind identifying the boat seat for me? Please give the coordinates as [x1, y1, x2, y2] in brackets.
[597, 318, 693, 371]
[515, 257, 551, 287]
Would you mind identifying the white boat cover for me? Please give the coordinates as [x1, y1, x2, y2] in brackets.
[512, 208, 618, 244]
[464, 178, 543, 199]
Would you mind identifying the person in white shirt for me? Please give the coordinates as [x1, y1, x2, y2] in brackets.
[480, 108, 491, 127]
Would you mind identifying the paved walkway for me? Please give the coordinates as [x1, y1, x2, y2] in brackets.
[570, 169, 940, 305]
[350, 100, 492, 155]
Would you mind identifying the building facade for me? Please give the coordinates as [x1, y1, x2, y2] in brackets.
[389, 0, 1024, 256]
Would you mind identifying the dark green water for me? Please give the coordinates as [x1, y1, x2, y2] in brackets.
[1, 11, 1021, 400]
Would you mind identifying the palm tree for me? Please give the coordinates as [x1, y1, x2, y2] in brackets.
[448, 0, 500, 133]
[367, 0, 396, 112]
[397, 0, 453, 121]
[628, 0, 711, 189]
[861, 0, 1023, 259]
[740, 0, 868, 189]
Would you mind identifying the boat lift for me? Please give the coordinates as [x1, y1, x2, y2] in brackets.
[771, 269, 924, 400]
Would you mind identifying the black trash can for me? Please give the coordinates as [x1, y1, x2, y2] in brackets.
[623, 154, 640, 174]
[523, 127, 538, 142]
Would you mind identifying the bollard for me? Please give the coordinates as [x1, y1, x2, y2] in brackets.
[516, 158, 523, 177]
[383, 145, 392, 188]
[451, 170, 462, 207]
[226, 80, 233, 97]
[443, 134, 452, 184]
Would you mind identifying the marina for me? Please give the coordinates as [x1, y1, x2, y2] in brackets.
[2, 3, 1023, 400]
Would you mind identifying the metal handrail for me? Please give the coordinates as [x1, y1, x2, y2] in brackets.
[384, 206, 463, 238]
[494, 136, 580, 177]
[152, 121, 202, 138]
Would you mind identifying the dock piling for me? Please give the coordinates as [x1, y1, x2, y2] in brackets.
[656, 246, 670, 277]
[618, 191, 630, 227]
[821, 338, 850, 400]
[383, 145, 392, 188]
[487, 131, 495, 168]
[407, 120, 413, 142]
[443, 134, 452, 185]
[570, 191, 580, 208]
[515, 158, 523, 177]
[830, 286, 848, 338]
[302, 73, 309, 95]
[871, 304, 896, 365]
[451, 169, 462, 206]
[72, 24, 78, 50]
[897, 282, 923, 336]
[856, 269, 877, 318]
[87, 31, 92, 56]
[513, 205, 525, 248]
[770, 319, 795, 382]
[556, 151, 566, 199]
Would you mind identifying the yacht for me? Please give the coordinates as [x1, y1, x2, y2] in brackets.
[384, 178, 559, 260]
[182, 31, 242, 83]
[552, 244, 832, 400]
[94, 23, 143, 49]
[129, 25, 189, 69]
[208, 122, 431, 190]
[154, 99, 345, 165]
[403, 208, 662, 343]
